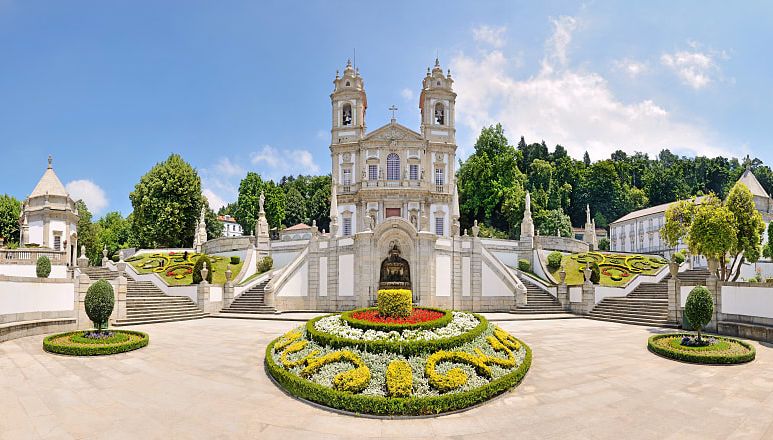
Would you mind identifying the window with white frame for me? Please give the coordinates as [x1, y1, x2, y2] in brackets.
[368, 164, 378, 180]
[435, 167, 444, 191]
[342, 168, 352, 192]
[435, 217, 444, 236]
[53, 235, 61, 251]
[409, 164, 419, 180]
[387, 153, 400, 180]
[343, 218, 352, 236]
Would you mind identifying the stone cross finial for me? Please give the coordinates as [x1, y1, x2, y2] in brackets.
[48, 155, 53, 168]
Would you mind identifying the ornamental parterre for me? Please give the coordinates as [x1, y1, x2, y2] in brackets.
[265, 305, 532, 416]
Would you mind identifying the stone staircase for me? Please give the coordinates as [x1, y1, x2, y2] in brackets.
[220, 279, 276, 314]
[587, 268, 709, 327]
[82, 266, 207, 326]
[511, 275, 567, 314]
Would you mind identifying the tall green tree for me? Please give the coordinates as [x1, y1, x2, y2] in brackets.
[203, 199, 223, 240]
[533, 209, 572, 237]
[0, 194, 21, 245]
[284, 187, 308, 226]
[689, 195, 737, 280]
[129, 154, 202, 248]
[724, 182, 765, 280]
[93, 211, 130, 264]
[234, 172, 264, 235]
[75, 200, 98, 262]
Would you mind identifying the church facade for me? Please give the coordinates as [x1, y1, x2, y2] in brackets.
[262, 60, 529, 312]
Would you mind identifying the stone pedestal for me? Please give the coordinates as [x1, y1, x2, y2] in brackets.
[75, 273, 92, 329]
[580, 266, 595, 315]
[667, 261, 681, 325]
[557, 269, 569, 309]
[197, 282, 211, 314]
[114, 275, 127, 322]
[223, 266, 234, 310]
[515, 284, 527, 308]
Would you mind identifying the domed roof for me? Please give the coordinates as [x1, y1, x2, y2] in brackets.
[29, 156, 69, 199]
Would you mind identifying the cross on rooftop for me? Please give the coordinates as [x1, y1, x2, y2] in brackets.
[389, 105, 398, 120]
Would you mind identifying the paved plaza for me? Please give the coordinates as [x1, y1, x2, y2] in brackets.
[1, 317, 772, 440]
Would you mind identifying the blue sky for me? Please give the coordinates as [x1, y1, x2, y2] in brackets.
[1, 1, 771, 216]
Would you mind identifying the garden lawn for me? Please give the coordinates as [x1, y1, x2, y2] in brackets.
[546, 251, 668, 287]
[127, 252, 244, 286]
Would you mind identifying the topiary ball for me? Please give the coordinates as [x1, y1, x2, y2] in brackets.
[547, 252, 563, 270]
[85, 280, 115, 331]
[685, 285, 714, 332]
[36, 255, 51, 278]
[517, 259, 531, 272]
[192, 255, 213, 284]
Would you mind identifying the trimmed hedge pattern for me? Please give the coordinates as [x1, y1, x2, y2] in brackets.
[647, 333, 755, 365]
[340, 307, 452, 332]
[305, 313, 489, 356]
[43, 330, 149, 356]
[264, 333, 532, 416]
[377, 289, 413, 318]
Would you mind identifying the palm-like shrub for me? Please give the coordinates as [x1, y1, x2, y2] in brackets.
[192, 255, 213, 284]
[36, 255, 51, 278]
[685, 285, 714, 342]
[85, 280, 115, 332]
[547, 252, 563, 270]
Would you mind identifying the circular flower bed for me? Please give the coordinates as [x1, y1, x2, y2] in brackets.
[43, 330, 149, 356]
[265, 311, 531, 416]
[341, 307, 452, 332]
[647, 333, 755, 365]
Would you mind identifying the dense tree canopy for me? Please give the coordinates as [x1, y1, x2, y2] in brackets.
[0, 194, 21, 245]
[129, 154, 203, 248]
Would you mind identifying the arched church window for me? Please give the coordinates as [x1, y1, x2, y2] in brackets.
[387, 153, 400, 180]
[342, 103, 352, 126]
[434, 103, 445, 125]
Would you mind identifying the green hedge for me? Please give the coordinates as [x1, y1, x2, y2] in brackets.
[43, 330, 149, 356]
[36, 255, 51, 278]
[517, 259, 530, 272]
[377, 289, 413, 317]
[264, 335, 532, 416]
[306, 313, 488, 356]
[647, 333, 755, 365]
[340, 307, 452, 332]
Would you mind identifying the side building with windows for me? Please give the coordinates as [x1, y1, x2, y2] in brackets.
[609, 168, 773, 262]
[218, 215, 243, 237]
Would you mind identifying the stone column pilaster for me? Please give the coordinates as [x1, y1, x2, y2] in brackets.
[197, 282, 211, 314]
[223, 266, 234, 310]
[113, 275, 127, 322]
[667, 261, 681, 325]
[76, 273, 92, 329]
[581, 265, 595, 315]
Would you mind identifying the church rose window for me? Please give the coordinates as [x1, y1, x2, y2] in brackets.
[387, 153, 400, 180]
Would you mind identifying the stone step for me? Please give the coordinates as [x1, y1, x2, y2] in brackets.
[587, 314, 676, 328]
[589, 309, 668, 320]
[114, 313, 207, 326]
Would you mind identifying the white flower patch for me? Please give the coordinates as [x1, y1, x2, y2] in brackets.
[314, 311, 480, 342]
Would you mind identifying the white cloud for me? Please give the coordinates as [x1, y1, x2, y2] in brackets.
[451, 19, 728, 162]
[213, 157, 245, 177]
[543, 16, 578, 70]
[613, 58, 648, 78]
[250, 145, 320, 177]
[400, 88, 414, 101]
[661, 43, 725, 90]
[202, 188, 227, 211]
[472, 25, 507, 48]
[65, 180, 108, 214]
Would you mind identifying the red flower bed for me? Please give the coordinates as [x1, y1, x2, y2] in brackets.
[351, 308, 444, 325]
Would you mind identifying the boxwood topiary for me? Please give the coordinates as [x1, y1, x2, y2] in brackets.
[192, 255, 213, 284]
[377, 289, 413, 318]
[230, 256, 240, 265]
[36, 255, 51, 278]
[257, 256, 273, 273]
[685, 285, 714, 341]
[517, 259, 531, 272]
[85, 279, 115, 331]
[547, 251, 563, 270]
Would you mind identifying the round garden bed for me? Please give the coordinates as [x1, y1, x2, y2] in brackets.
[43, 330, 149, 356]
[647, 333, 755, 365]
[341, 306, 452, 331]
[265, 309, 531, 416]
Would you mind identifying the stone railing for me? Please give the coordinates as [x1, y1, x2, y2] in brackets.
[0, 248, 66, 264]
[341, 181, 450, 193]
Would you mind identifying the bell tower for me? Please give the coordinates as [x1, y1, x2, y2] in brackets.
[331, 59, 367, 145]
[420, 58, 456, 143]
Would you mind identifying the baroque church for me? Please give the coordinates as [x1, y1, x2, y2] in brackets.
[329, 58, 460, 238]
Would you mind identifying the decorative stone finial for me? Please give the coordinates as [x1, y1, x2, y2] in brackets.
[471, 220, 480, 237]
[225, 265, 232, 283]
[119, 250, 124, 262]
[435, 57, 440, 67]
[346, 58, 352, 68]
[81, 245, 86, 256]
[48, 155, 53, 169]
[200, 261, 209, 284]
[102, 245, 108, 258]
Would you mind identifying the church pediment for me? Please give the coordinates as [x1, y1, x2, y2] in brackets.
[362, 122, 423, 143]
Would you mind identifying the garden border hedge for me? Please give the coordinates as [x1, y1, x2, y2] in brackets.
[264, 334, 532, 416]
[340, 307, 453, 332]
[306, 313, 488, 356]
[43, 330, 149, 356]
[647, 333, 755, 365]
